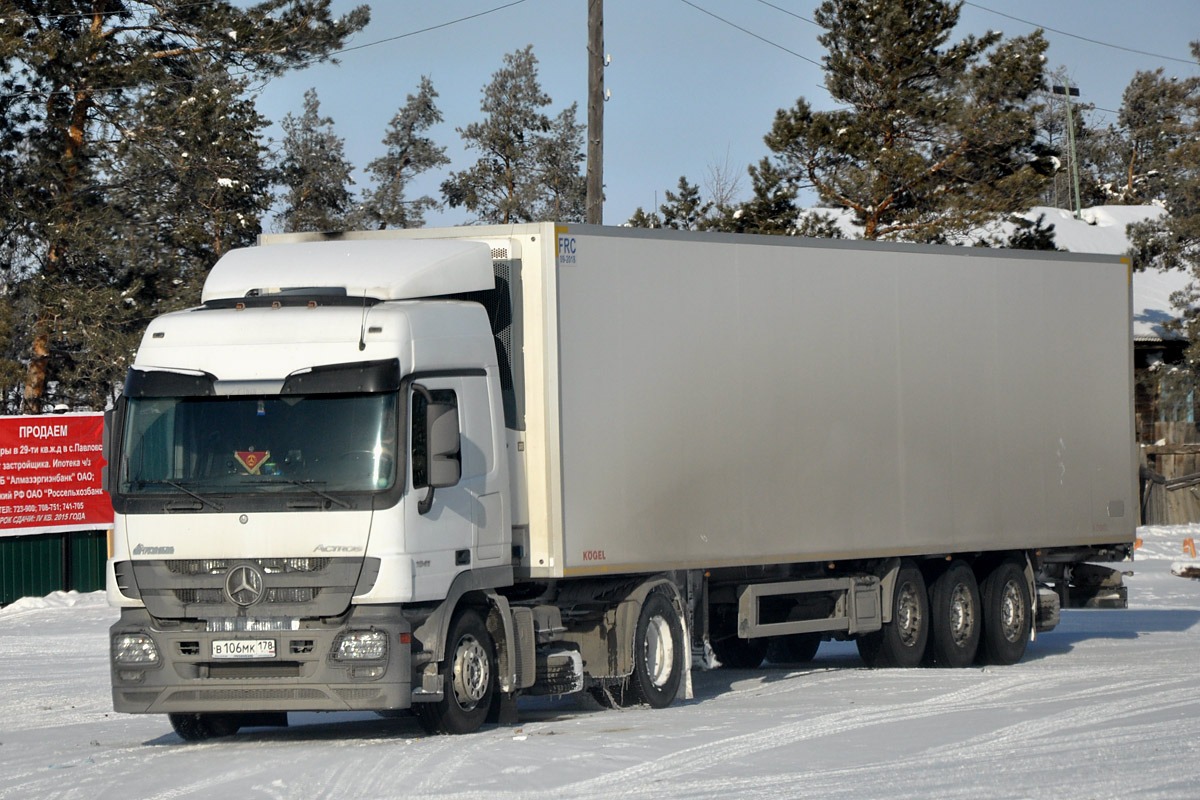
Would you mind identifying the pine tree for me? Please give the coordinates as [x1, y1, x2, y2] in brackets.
[532, 104, 587, 222]
[357, 76, 449, 230]
[626, 207, 663, 228]
[1105, 68, 1195, 205]
[658, 176, 711, 231]
[733, 159, 799, 235]
[277, 89, 356, 233]
[764, 0, 1051, 241]
[0, 1, 368, 412]
[442, 46, 585, 224]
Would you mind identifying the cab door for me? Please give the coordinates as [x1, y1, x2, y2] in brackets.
[404, 373, 505, 600]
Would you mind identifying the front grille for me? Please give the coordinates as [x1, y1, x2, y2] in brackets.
[208, 662, 303, 679]
[173, 586, 318, 605]
[169, 688, 324, 702]
[166, 558, 331, 576]
[126, 557, 372, 620]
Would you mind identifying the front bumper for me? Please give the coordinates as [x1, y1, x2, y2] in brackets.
[110, 605, 411, 714]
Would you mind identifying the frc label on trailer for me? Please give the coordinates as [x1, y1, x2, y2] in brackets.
[557, 232, 577, 266]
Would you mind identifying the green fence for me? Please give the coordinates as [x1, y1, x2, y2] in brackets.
[0, 531, 108, 607]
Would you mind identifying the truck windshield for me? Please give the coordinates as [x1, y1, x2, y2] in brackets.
[119, 392, 398, 496]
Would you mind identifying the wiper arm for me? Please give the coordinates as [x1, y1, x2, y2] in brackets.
[137, 479, 225, 511]
[245, 478, 352, 509]
[286, 479, 352, 509]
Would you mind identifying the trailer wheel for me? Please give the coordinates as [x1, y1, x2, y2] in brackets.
[413, 608, 495, 735]
[857, 560, 929, 668]
[168, 712, 241, 742]
[978, 560, 1031, 665]
[928, 561, 981, 668]
[626, 592, 685, 708]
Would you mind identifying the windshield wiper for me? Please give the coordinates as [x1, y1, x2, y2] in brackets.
[246, 478, 352, 509]
[135, 479, 225, 511]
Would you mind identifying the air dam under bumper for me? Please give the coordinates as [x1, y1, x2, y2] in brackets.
[110, 605, 411, 714]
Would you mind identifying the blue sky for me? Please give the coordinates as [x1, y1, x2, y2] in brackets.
[249, 0, 1200, 228]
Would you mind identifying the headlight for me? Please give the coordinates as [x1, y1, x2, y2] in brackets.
[333, 630, 387, 661]
[113, 634, 160, 665]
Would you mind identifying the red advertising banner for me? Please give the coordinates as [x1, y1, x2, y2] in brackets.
[0, 414, 112, 538]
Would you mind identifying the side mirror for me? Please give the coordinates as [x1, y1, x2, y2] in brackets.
[413, 384, 461, 514]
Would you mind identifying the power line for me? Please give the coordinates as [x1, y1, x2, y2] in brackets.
[331, 0, 529, 58]
[963, 1, 1197, 66]
[0, 1, 531, 101]
[676, 0, 825, 69]
[752, 0, 818, 27]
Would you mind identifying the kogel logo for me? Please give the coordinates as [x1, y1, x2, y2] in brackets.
[132, 543, 175, 556]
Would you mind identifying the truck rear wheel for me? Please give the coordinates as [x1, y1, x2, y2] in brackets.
[857, 560, 929, 668]
[928, 561, 981, 667]
[978, 560, 1031, 665]
[710, 604, 767, 668]
[413, 608, 495, 735]
[767, 633, 821, 664]
[625, 592, 684, 708]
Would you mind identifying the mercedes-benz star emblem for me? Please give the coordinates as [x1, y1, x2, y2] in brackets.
[225, 564, 265, 607]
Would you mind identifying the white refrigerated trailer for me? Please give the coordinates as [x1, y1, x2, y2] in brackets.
[105, 224, 1136, 739]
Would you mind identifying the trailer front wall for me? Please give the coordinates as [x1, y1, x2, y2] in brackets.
[547, 229, 1134, 575]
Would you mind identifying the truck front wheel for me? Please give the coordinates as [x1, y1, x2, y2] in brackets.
[168, 712, 241, 742]
[857, 560, 929, 668]
[626, 592, 685, 708]
[413, 608, 495, 735]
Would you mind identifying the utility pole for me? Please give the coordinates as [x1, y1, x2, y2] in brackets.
[586, 0, 604, 224]
[1052, 82, 1083, 220]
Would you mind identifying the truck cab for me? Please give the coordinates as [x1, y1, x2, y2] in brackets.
[106, 238, 518, 737]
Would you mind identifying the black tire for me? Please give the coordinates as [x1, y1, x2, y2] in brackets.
[711, 636, 768, 669]
[413, 608, 495, 735]
[709, 603, 767, 669]
[928, 560, 982, 668]
[767, 633, 821, 664]
[168, 712, 241, 742]
[978, 560, 1032, 665]
[625, 592, 685, 708]
[857, 560, 929, 668]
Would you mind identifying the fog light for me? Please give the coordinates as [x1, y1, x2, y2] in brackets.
[351, 665, 385, 680]
[113, 634, 160, 666]
[117, 669, 145, 683]
[334, 630, 387, 661]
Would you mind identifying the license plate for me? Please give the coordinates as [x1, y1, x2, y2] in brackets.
[211, 639, 276, 659]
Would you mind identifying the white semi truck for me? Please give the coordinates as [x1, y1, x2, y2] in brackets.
[105, 224, 1136, 739]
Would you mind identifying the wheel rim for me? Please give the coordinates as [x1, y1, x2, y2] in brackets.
[451, 634, 490, 711]
[948, 582, 976, 647]
[999, 578, 1026, 643]
[643, 614, 675, 688]
[895, 581, 923, 647]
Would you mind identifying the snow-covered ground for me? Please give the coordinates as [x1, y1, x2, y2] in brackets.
[2, 526, 1199, 800]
